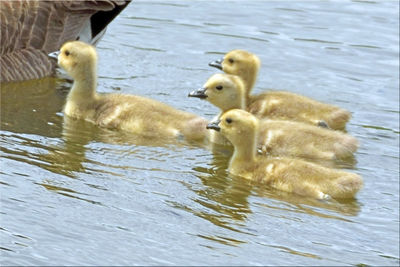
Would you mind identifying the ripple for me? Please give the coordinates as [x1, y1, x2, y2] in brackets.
[275, 7, 306, 13]
[293, 38, 343, 44]
[0, 180, 12, 187]
[349, 44, 382, 49]
[197, 234, 246, 247]
[268, 245, 322, 259]
[98, 74, 152, 81]
[260, 30, 280, 35]
[203, 31, 270, 43]
[120, 43, 166, 52]
[361, 124, 400, 134]
[0, 247, 14, 252]
[126, 16, 174, 23]
[120, 23, 154, 29]
[36, 182, 104, 206]
[145, 2, 189, 8]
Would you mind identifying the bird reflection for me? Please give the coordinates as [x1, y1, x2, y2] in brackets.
[182, 146, 361, 239]
[37, 107, 211, 178]
[36, 116, 98, 177]
[0, 77, 66, 137]
[170, 147, 254, 236]
[251, 185, 361, 218]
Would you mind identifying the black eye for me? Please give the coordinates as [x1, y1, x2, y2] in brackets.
[216, 85, 223, 90]
[228, 58, 234, 63]
[226, 118, 232, 124]
[65, 50, 70, 56]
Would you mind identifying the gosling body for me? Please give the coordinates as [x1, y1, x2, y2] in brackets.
[258, 119, 358, 160]
[209, 49, 351, 130]
[58, 41, 207, 141]
[206, 109, 363, 199]
[190, 73, 358, 160]
[248, 91, 351, 130]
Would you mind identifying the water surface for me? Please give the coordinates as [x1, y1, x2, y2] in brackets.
[1, 1, 399, 265]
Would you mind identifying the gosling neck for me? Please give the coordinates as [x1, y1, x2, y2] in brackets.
[219, 93, 247, 114]
[240, 67, 258, 97]
[68, 65, 98, 102]
[230, 127, 258, 167]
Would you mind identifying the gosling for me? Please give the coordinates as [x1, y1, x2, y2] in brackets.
[206, 109, 363, 199]
[189, 73, 358, 160]
[209, 50, 351, 130]
[53, 41, 207, 141]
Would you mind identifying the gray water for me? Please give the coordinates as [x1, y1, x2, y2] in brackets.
[1, 1, 399, 266]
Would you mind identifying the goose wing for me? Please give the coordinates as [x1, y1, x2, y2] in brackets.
[0, 0, 130, 83]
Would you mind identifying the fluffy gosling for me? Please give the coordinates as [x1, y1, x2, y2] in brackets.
[206, 109, 363, 199]
[189, 73, 358, 160]
[209, 49, 351, 130]
[54, 41, 207, 141]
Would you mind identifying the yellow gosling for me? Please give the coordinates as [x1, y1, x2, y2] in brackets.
[206, 109, 363, 199]
[189, 73, 245, 145]
[56, 41, 207, 141]
[209, 50, 351, 130]
[189, 73, 358, 160]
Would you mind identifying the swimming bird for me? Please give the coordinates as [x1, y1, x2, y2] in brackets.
[189, 73, 245, 145]
[0, 0, 130, 83]
[189, 73, 358, 160]
[209, 50, 351, 130]
[53, 41, 208, 141]
[206, 109, 363, 199]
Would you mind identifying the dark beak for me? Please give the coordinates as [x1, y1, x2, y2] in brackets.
[188, 87, 208, 99]
[48, 51, 60, 59]
[206, 120, 221, 131]
[208, 58, 223, 70]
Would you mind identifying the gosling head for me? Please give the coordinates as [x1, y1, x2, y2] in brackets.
[206, 109, 258, 147]
[57, 41, 98, 80]
[188, 73, 246, 111]
[209, 50, 261, 79]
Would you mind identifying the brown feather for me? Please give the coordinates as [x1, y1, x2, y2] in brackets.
[0, 0, 130, 83]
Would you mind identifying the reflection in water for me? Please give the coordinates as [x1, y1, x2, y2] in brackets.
[251, 185, 361, 219]
[167, 148, 255, 246]
[36, 117, 99, 177]
[178, 149, 361, 247]
[36, 181, 104, 206]
[0, 78, 67, 137]
[0, 77, 207, 178]
[267, 245, 322, 260]
[1, 78, 207, 210]
[40, 114, 207, 175]
[192, 151, 253, 225]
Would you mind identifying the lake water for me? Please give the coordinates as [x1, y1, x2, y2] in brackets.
[1, 1, 399, 265]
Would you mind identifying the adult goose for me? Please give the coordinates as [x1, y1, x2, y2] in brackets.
[0, 0, 130, 83]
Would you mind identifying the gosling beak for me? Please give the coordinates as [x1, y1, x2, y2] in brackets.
[208, 58, 223, 70]
[48, 51, 60, 59]
[188, 87, 208, 99]
[206, 119, 221, 131]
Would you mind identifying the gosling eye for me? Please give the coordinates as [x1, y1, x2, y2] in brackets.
[226, 118, 232, 124]
[228, 58, 234, 64]
[216, 85, 223, 90]
[65, 50, 70, 56]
